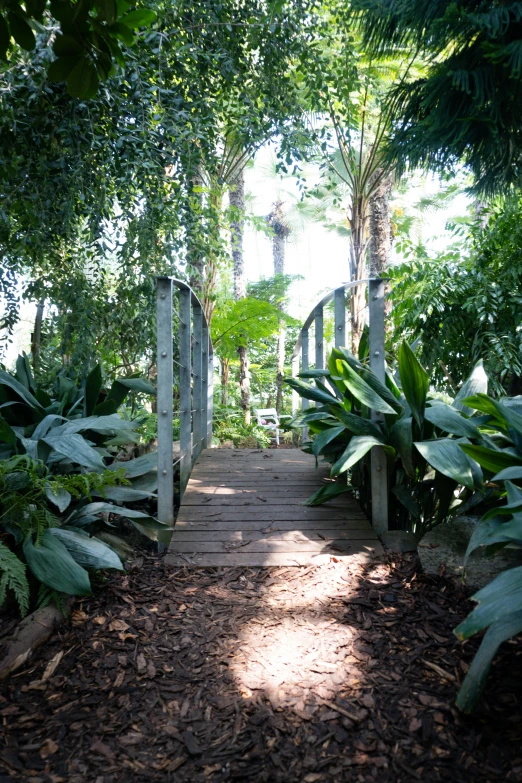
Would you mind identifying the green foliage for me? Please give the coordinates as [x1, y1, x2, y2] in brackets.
[213, 405, 272, 449]
[0, 1, 157, 97]
[0, 541, 30, 617]
[389, 199, 522, 395]
[446, 394, 522, 711]
[286, 344, 489, 537]
[351, 0, 522, 194]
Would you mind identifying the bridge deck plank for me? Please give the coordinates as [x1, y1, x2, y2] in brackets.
[167, 448, 383, 567]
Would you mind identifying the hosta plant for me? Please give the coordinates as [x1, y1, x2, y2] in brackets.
[286, 343, 487, 537]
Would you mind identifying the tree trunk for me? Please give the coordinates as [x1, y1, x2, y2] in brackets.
[349, 195, 370, 355]
[221, 359, 230, 406]
[31, 300, 45, 373]
[230, 169, 251, 423]
[188, 166, 205, 295]
[267, 201, 290, 415]
[369, 172, 393, 321]
[202, 190, 223, 324]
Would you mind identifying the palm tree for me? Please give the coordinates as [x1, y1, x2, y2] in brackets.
[267, 200, 291, 414]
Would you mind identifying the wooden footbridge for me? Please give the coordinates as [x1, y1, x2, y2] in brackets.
[155, 277, 387, 563]
[166, 448, 382, 566]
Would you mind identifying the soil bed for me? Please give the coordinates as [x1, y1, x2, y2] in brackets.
[1, 554, 521, 782]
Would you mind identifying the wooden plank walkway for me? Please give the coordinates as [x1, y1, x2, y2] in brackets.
[166, 448, 383, 566]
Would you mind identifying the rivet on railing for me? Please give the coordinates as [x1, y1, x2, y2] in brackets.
[161, 410, 167, 415]
[161, 351, 167, 357]
[162, 470, 167, 475]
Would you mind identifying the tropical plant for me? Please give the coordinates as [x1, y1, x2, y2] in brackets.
[286, 343, 488, 537]
[351, 0, 522, 195]
[0, 356, 168, 538]
[0, 454, 127, 615]
[450, 394, 522, 712]
[389, 197, 522, 395]
[0, 1, 157, 97]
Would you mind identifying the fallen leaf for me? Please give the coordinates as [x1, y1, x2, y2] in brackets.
[40, 738, 59, 758]
[93, 616, 107, 625]
[136, 653, 147, 674]
[71, 610, 89, 625]
[41, 651, 64, 683]
[108, 618, 129, 632]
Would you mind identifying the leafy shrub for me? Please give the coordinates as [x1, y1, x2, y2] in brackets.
[213, 405, 272, 448]
[0, 357, 170, 615]
[451, 394, 522, 712]
[286, 344, 486, 536]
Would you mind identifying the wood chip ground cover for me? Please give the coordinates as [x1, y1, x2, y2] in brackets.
[1, 554, 521, 782]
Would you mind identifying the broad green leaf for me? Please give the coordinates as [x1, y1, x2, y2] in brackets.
[464, 515, 522, 564]
[47, 529, 123, 570]
[455, 565, 522, 639]
[298, 369, 330, 379]
[43, 432, 105, 469]
[85, 364, 103, 416]
[398, 342, 429, 427]
[391, 485, 421, 519]
[329, 406, 383, 438]
[335, 361, 395, 414]
[7, 12, 35, 50]
[93, 485, 156, 502]
[456, 609, 522, 713]
[108, 451, 157, 477]
[15, 354, 34, 392]
[493, 466, 522, 482]
[312, 425, 345, 457]
[459, 393, 499, 420]
[71, 503, 169, 543]
[331, 435, 385, 477]
[359, 367, 403, 413]
[23, 531, 91, 595]
[121, 8, 157, 28]
[66, 57, 98, 99]
[304, 482, 354, 506]
[389, 417, 415, 478]
[45, 485, 72, 513]
[459, 443, 520, 474]
[453, 361, 488, 415]
[53, 33, 83, 57]
[425, 402, 481, 438]
[0, 370, 44, 410]
[0, 416, 16, 445]
[414, 439, 475, 490]
[0, 16, 9, 59]
[285, 378, 339, 406]
[32, 414, 67, 440]
[48, 55, 78, 82]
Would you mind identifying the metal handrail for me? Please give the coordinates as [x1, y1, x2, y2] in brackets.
[290, 277, 389, 534]
[156, 277, 214, 539]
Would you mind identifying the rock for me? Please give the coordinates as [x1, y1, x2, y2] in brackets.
[380, 530, 418, 553]
[418, 516, 522, 589]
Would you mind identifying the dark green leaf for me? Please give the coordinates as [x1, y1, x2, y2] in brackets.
[398, 342, 429, 428]
[23, 531, 91, 595]
[425, 402, 481, 438]
[312, 425, 345, 457]
[331, 435, 385, 477]
[43, 432, 105, 469]
[48, 529, 123, 570]
[329, 406, 383, 438]
[459, 444, 520, 474]
[7, 12, 36, 51]
[0, 15, 9, 60]
[120, 9, 157, 28]
[335, 361, 395, 414]
[305, 482, 354, 506]
[85, 364, 103, 416]
[456, 610, 522, 713]
[389, 417, 415, 478]
[285, 378, 339, 406]
[66, 57, 98, 99]
[414, 439, 475, 490]
[455, 566, 522, 639]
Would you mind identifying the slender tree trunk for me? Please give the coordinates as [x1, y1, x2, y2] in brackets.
[221, 359, 230, 406]
[31, 300, 45, 373]
[369, 172, 393, 321]
[230, 169, 251, 423]
[349, 196, 370, 355]
[202, 190, 223, 324]
[267, 201, 290, 415]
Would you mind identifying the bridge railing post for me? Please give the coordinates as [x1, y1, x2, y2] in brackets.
[192, 301, 203, 462]
[334, 287, 346, 348]
[369, 277, 388, 534]
[179, 287, 192, 497]
[314, 305, 324, 370]
[156, 277, 174, 538]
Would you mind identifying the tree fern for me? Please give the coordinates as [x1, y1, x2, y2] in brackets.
[0, 542, 30, 617]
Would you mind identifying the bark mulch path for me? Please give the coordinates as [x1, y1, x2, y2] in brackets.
[1, 554, 521, 782]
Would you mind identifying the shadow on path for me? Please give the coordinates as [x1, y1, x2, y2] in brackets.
[1, 554, 521, 782]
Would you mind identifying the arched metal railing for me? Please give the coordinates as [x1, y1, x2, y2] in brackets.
[291, 278, 388, 533]
[156, 277, 214, 537]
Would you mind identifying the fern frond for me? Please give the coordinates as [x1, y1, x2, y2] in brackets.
[0, 542, 30, 617]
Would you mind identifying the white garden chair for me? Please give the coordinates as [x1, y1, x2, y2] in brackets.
[255, 408, 292, 446]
